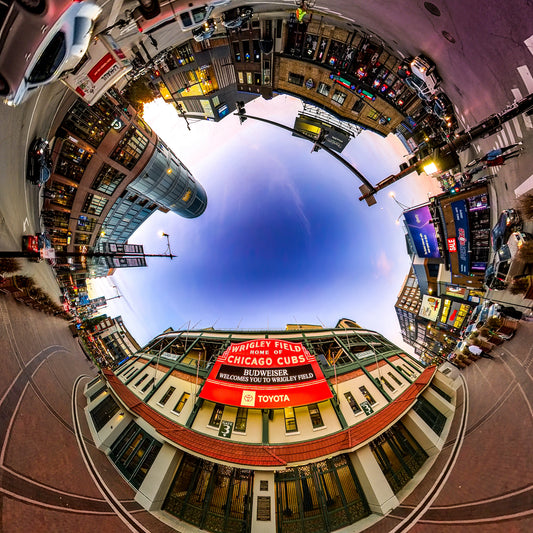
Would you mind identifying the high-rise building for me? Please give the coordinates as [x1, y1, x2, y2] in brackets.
[84, 320, 456, 533]
[43, 89, 207, 280]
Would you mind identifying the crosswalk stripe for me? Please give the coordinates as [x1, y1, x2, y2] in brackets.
[524, 114, 533, 129]
[511, 88, 523, 100]
[517, 65, 533, 93]
[499, 130, 509, 146]
[504, 121, 516, 143]
[524, 34, 533, 56]
[514, 174, 533, 197]
[511, 117, 523, 138]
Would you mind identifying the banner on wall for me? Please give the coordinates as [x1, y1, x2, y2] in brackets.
[199, 340, 333, 408]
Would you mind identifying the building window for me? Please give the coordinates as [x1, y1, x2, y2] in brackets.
[308, 403, 324, 428]
[89, 385, 106, 402]
[430, 383, 452, 402]
[413, 396, 446, 436]
[209, 403, 224, 427]
[402, 364, 415, 377]
[157, 387, 176, 405]
[388, 372, 403, 386]
[89, 394, 119, 431]
[352, 99, 364, 113]
[344, 392, 362, 414]
[74, 232, 90, 245]
[317, 82, 330, 96]
[76, 216, 97, 233]
[172, 392, 190, 414]
[233, 42, 241, 62]
[381, 377, 396, 392]
[246, 72, 252, 84]
[284, 406, 298, 433]
[82, 193, 108, 216]
[134, 373, 148, 388]
[110, 421, 162, 489]
[55, 139, 93, 182]
[141, 378, 155, 393]
[367, 109, 380, 120]
[234, 407, 248, 432]
[182, 189, 192, 202]
[288, 72, 304, 86]
[332, 90, 347, 104]
[111, 127, 149, 170]
[359, 386, 376, 405]
[237, 71, 244, 84]
[61, 98, 115, 148]
[92, 164, 126, 195]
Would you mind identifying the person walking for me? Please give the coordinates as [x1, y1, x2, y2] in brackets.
[468, 344, 493, 359]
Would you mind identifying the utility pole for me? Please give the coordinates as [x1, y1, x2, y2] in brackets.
[234, 106, 378, 203]
[358, 92, 533, 204]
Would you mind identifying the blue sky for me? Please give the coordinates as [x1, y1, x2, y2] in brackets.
[89, 95, 441, 350]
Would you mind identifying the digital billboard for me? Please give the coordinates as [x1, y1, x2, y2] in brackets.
[404, 205, 441, 258]
[199, 340, 333, 408]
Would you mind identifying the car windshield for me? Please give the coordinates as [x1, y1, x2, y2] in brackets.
[497, 244, 511, 261]
[73, 17, 93, 45]
[28, 32, 67, 83]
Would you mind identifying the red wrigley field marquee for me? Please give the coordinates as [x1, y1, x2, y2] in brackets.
[199, 340, 333, 408]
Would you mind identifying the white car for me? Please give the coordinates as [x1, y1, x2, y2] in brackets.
[0, 1, 101, 106]
[410, 55, 440, 94]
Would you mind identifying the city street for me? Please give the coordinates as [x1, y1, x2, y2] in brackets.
[1, 0, 532, 531]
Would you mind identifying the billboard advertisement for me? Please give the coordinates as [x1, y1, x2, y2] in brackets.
[451, 200, 470, 274]
[404, 205, 441, 258]
[199, 340, 332, 408]
[419, 295, 442, 321]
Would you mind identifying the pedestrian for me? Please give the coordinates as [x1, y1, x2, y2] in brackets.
[468, 344, 493, 359]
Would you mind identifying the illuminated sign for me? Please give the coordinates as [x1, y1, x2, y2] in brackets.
[356, 88, 376, 101]
[200, 340, 333, 408]
[329, 73, 356, 90]
[404, 205, 441, 258]
[451, 200, 470, 274]
[447, 238, 457, 252]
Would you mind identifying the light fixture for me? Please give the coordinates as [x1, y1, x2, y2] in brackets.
[423, 162, 438, 174]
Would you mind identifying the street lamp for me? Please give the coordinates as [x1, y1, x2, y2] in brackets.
[159, 231, 174, 259]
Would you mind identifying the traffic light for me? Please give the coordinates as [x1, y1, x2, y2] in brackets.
[236, 101, 247, 124]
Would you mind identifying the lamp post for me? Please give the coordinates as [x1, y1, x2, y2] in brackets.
[159, 231, 174, 259]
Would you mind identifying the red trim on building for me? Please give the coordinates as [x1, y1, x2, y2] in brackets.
[103, 366, 436, 467]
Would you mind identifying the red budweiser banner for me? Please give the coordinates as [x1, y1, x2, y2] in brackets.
[199, 340, 332, 408]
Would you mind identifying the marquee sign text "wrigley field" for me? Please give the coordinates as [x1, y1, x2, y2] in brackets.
[199, 340, 332, 408]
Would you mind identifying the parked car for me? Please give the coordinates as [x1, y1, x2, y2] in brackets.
[485, 231, 531, 289]
[403, 74, 435, 101]
[132, 0, 230, 34]
[221, 6, 253, 29]
[0, 1, 101, 106]
[410, 55, 440, 93]
[491, 209, 522, 251]
[27, 137, 52, 186]
[192, 19, 217, 41]
[22, 233, 51, 262]
[427, 92, 457, 131]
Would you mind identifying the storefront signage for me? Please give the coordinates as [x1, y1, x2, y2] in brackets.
[404, 205, 441, 258]
[199, 340, 332, 408]
[447, 238, 457, 252]
[451, 200, 470, 274]
[419, 295, 442, 321]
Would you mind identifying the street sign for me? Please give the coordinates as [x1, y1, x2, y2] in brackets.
[360, 401, 374, 415]
[218, 420, 233, 438]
